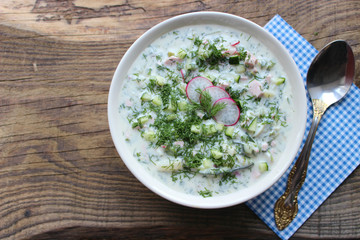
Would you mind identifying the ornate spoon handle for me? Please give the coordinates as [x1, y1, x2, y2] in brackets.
[274, 99, 329, 230]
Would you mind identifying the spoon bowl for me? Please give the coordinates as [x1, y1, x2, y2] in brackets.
[274, 40, 355, 230]
[307, 40, 355, 105]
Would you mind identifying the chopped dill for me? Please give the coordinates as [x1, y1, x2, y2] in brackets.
[146, 78, 157, 92]
[219, 172, 237, 186]
[237, 47, 247, 61]
[160, 84, 172, 106]
[195, 88, 226, 118]
[171, 169, 197, 182]
[183, 153, 204, 169]
[198, 188, 213, 198]
[193, 36, 202, 47]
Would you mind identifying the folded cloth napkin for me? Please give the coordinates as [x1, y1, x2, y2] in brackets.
[246, 15, 360, 240]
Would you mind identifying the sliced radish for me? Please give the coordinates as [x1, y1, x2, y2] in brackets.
[185, 76, 213, 103]
[200, 86, 230, 106]
[213, 98, 241, 126]
[231, 41, 240, 46]
[180, 69, 185, 82]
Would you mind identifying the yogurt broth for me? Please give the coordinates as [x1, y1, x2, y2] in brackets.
[118, 24, 294, 198]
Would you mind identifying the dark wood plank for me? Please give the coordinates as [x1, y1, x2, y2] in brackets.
[0, 0, 359, 239]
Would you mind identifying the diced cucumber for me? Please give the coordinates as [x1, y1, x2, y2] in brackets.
[141, 92, 152, 102]
[167, 114, 177, 121]
[229, 56, 240, 65]
[152, 96, 162, 106]
[235, 75, 241, 83]
[142, 130, 156, 142]
[258, 59, 275, 70]
[253, 123, 265, 137]
[198, 48, 208, 59]
[138, 116, 149, 125]
[266, 60, 275, 70]
[226, 145, 236, 156]
[191, 125, 202, 134]
[202, 158, 213, 169]
[176, 49, 187, 59]
[235, 64, 246, 74]
[185, 59, 196, 71]
[266, 151, 274, 163]
[263, 90, 275, 98]
[211, 149, 223, 159]
[244, 142, 257, 155]
[248, 118, 257, 132]
[244, 144, 252, 155]
[165, 101, 177, 112]
[225, 126, 235, 137]
[204, 124, 217, 135]
[178, 83, 186, 95]
[155, 76, 166, 86]
[215, 123, 224, 131]
[273, 77, 285, 85]
[178, 101, 188, 111]
[259, 162, 269, 172]
[205, 75, 216, 82]
[167, 51, 175, 57]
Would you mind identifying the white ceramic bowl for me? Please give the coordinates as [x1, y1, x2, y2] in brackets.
[108, 12, 307, 209]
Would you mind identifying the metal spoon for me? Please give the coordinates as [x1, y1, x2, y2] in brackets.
[199, 162, 254, 175]
[274, 40, 355, 230]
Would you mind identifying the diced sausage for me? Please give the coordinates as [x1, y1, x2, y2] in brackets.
[248, 80, 263, 98]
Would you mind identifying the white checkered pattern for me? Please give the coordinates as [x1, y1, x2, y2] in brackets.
[246, 14, 360, 240]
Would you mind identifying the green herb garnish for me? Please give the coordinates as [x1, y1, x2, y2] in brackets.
[198, 188, 213, 198]
[196, 88, 226, 118]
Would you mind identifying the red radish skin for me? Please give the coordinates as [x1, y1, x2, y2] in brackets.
[200, 86, 230, 106]
[185, 76, 213, 103]
[213, 98, 241, 126]
[180, 69, 185, 82]
[231, 41, 240, 46]
[223, 47, 238, 55]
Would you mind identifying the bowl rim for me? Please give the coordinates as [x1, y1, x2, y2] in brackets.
[108, 11, 307, 209]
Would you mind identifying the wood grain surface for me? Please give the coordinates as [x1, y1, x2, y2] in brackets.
[0, 0, 359, 239]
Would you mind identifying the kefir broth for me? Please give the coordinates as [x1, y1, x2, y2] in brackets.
[118, 24, 294, 197]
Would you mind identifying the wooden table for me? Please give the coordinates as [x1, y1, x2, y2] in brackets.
[1, 1, 359, 239]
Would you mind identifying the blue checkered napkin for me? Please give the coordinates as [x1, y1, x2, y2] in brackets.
[246, 15, 360, 240]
